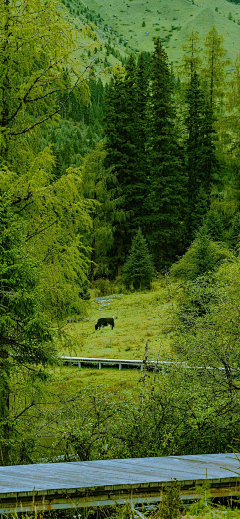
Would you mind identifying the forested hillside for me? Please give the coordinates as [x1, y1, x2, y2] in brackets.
[0, 0, 240, 490]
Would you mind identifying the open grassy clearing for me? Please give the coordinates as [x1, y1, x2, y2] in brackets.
[61, 278, 181, 361]
[56, 279, 181, 389]
[52, 364, 146, 392]
[18, 280, 181, 455]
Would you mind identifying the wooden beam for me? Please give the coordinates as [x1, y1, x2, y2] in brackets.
[0, 454, 239, 513]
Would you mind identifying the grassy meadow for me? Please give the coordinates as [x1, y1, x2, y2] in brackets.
[57, 277, 181, 390]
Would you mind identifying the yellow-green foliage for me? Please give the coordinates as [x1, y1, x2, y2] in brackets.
[170, 237, 233, 280]
[0, 0, 100, 321]
[0, 155, 92, 320]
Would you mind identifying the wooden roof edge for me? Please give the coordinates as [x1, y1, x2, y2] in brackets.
[1, 475, 240, 499]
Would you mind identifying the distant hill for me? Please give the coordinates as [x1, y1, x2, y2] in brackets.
[65, 0, 240, 72]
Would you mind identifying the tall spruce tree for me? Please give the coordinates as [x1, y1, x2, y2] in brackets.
[144, 38, 186, 269]
[104, 55, 148, 274]
[135, 53, 148, 187]
[185, 72, 219, 240]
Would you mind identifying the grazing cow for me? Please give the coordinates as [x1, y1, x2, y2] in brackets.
[95, 317, 114, 330]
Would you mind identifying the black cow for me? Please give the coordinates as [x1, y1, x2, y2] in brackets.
[95, 317, 114, 330]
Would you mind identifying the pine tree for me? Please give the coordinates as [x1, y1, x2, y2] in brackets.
[122, 229, 155, 290]
[144, 38, 187, 269]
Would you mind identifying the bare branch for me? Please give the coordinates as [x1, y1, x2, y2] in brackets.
[9, 47, 105, 136]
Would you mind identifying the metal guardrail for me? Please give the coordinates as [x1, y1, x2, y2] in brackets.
[60, 356, 236, 373]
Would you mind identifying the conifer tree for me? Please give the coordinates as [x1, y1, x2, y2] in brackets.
[145, 38, 187, 268]
[122, 229, 154, 290]
[0, 0, 93, 320]
[184, 72, 219, 240]
[104, 55, 148, 273]
[202, 26, 231, 112]
[135, 53, 148, 162]
[0, 194, 55, 465]
[81, 142, 121, 283]
[0, 0, 93, 163]
[205, 208, 225, 242]
[227, 53, 240, 192]
[103, 71, 129, 273]
[181, 31, 201, 78]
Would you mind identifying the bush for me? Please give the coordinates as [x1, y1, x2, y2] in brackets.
[92, 277, 125, 296]
[170, 227, 233, 280]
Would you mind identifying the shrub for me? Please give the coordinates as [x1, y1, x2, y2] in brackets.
[92, 277, 125, 296]
[170, 227, 233, 280]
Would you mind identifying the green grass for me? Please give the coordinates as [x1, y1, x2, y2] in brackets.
[57, 278, 181, 390]
[53, 364, 145, 392]
[61, 278, 179, 360]
[68, 0, 240, 70]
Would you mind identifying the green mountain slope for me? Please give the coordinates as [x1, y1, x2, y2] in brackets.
[67, 0, 240, 68]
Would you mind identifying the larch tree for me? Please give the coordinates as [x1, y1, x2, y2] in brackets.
[180, 30, 221, 242]
[0, 194, 56, 465]
[0, 0, 93, 163]
[80, 142, 122, 283]
[227, 52, 240, 215]
[0, 0, 95, 318]
[202, 26, 231, 112]
[0, 0, 96, 465]
[145, 38, 187, 269]
[181, 30, 202, 79]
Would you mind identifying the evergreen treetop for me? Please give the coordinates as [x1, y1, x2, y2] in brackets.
[145, 37, 187, 268]
[122, 228, 155, 290]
